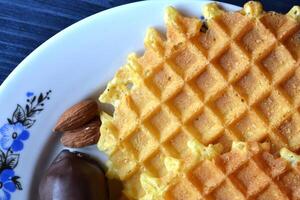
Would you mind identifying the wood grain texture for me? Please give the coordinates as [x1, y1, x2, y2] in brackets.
[0, 0, 298, 84]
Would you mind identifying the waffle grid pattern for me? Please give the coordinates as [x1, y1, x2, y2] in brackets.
[166, 143, 300, 200]
[103, 8, 300, 199]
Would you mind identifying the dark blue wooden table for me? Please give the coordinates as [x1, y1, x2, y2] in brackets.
[0, 0, 299, 84]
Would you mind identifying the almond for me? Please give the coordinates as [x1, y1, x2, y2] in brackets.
[61, 119, 100, 148]
[53, 100, 98, 132]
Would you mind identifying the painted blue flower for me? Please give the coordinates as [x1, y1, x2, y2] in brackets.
[26, 92, 34, 97]
[0, 169, 16, 200]
[0, 123, 29, 152]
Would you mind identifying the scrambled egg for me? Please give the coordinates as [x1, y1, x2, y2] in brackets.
[203, 3, 223, 20]
[287, 6, 300, 21]
[98, 112, 117, 156]
[203, 1, 264, 20]
[280, 147, 300, 166]
[188, 139, 223, 160]
[139, 156, 181, 200]
[99, 54, 142, 107]
[140, 174, 164, 200]
[165, 7, 180, 28]
[204, 1, 299, 22]
[242, 1, 263, 17]
[231, 141, 248, 152]
[139, 143, 223, 200]
[138, 140, 223, 199]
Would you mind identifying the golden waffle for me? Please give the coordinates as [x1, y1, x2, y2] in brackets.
[98, 2, 300, 199]
[165, 142, 300, 200]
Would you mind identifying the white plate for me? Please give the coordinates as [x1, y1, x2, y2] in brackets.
[0, 1, 239, 199]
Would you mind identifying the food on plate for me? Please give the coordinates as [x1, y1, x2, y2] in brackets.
[165, 142, 300, 200]
[53, 99, 98, 132]
[98, 1, 300, 199]
[53, 99, 101, 148]
[39, 150, 108, 200]
[61, 119, 100, 148]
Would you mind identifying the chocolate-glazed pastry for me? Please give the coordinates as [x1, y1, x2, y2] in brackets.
[39, 150, 108, 200]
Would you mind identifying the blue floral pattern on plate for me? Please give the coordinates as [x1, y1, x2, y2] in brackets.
[0, 90, 51, 199]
